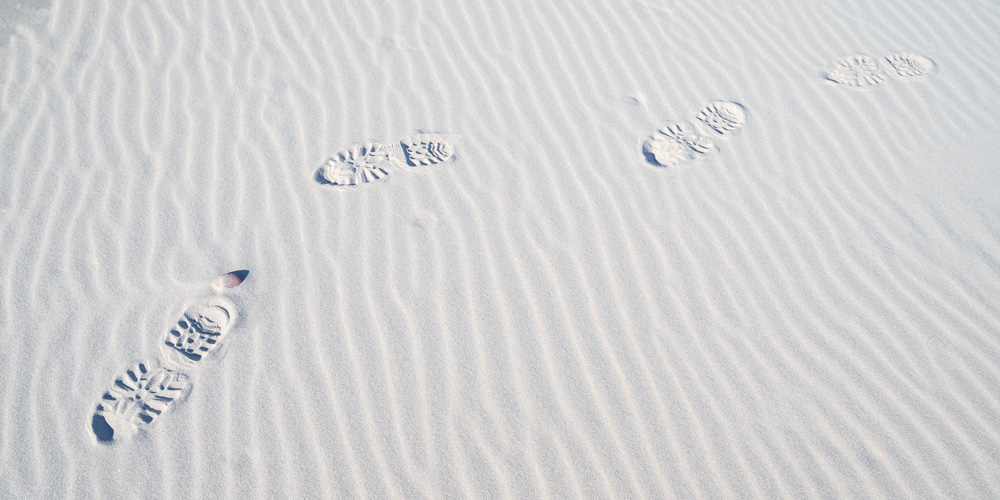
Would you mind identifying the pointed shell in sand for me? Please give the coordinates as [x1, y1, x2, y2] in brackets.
[213, 271, 247, 290]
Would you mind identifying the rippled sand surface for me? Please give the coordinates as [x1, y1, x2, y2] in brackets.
[2, 0, 1000, 497]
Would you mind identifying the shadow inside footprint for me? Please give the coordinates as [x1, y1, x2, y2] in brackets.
[642, 148, 663, 167]
[91, 414, 115, 443]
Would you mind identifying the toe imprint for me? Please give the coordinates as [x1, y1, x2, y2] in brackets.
[400, 134, 455, 166]
[163, 299, 236, 363]
[696, 101, 747, 136]
[884, 53, 935, 77]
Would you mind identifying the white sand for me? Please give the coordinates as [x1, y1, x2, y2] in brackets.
[2, 0, 1000, 497]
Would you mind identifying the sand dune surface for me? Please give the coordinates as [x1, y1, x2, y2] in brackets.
[2, 0, 1000, 497]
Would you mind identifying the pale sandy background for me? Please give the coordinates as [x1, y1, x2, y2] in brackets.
[2, 0, 1000, 498]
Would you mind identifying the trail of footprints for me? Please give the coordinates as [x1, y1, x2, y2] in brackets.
[90, 273, 244, 444]
[317, 133, 456, 187]
[642, 52, 933, 167]
[87, 51, 936, 443]
[824, 52, 936, 88]
[643, 100, 748, 168]
[317, 55, 929, 177]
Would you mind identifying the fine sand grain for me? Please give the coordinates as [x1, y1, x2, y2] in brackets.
[2, 0, 1000, 497]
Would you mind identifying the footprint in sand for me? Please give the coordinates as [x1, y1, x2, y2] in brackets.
[883, 53, 936, 77]
[824, 52, 936, 88]
[697, 100, 748, 136]
[316, 133, 456, 187]
[90, 273, 244, 444]
[162, 297, 238, 365]
[399, 134, 456, 167]
[643, 100, 747, 168]
[91, 363, 189, 443]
